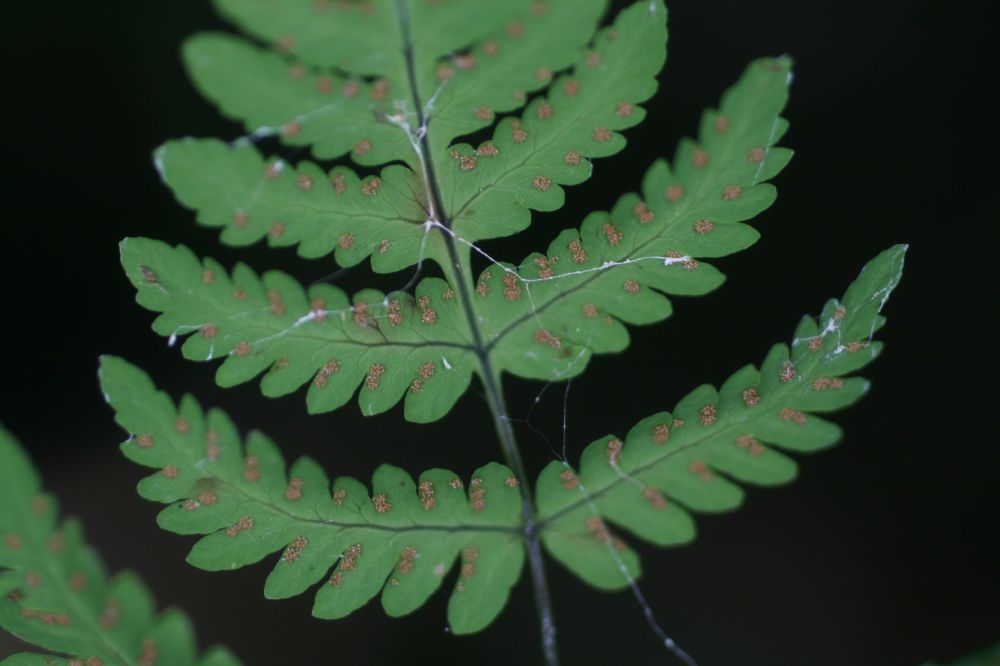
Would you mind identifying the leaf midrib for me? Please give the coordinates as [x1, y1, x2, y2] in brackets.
[210, 475, 522, 536]
[163, 278, 476, 353]
[391, 4, 556, 648]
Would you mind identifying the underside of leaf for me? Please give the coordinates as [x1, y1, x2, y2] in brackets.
[98, 358, 524, 634]
[0, 427, 241, 666]
[158, 0, 668, 272]
[101, 245, 904, 631]
[129, 56, 792, 422]
[535, 245, 905, 588]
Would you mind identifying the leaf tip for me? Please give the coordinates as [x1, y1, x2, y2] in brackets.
[97, 354, 122, 403]
[152, 144, 168, 181]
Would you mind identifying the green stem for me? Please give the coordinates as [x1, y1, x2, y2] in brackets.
[439, 238, 559, 665]
[477, 364, 560, 666]
[393, 3, 559, 663]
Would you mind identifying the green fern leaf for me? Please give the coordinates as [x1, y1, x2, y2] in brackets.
[157, 0, 664, 271]
[0, 427, 241, 666]
[98, 357, 524, 634]
[119, 237, 478, 422]
[128, 56, 789, 419]
[106, 1, 912, 657]
[102, 245, 903, 632]
[534, 244, 906, 588]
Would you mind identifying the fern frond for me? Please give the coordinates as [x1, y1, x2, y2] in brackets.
[98, 358, 524, 635]
[0, 427, 241, 666]
[130, 56, 791, 420]
[106, 0, 913, 658]
[534, 245, 906, 588]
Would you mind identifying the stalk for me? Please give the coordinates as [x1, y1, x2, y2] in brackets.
[394, 3, 560, 661]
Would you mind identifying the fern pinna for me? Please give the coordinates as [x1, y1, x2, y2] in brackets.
[0, 427, 242, 666]
[45, 0, 901, 663]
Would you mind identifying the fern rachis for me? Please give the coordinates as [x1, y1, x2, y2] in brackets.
[0, 1, 910, 664]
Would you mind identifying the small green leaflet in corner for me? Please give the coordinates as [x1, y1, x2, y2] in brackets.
[0, 426, 242, 666]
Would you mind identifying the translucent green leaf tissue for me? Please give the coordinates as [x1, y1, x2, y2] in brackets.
[129, 54, 792, 422]
[101, 244, 904, 646]
[0, 427, 241, 666]
[0, 1, 916, 664]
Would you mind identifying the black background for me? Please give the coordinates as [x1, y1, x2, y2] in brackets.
[1, 1, 996, 665]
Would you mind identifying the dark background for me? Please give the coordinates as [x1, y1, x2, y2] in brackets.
[1, 1, 995, 665]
